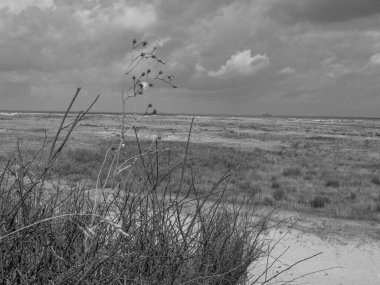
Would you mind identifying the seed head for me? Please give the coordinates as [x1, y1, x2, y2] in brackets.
[138, 81, 149, 91]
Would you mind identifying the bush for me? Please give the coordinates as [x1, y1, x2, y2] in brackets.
[251, 184, 262, 196]
[325, 179, 340, 188]
[271, 181, 281, 189]
[371, 177, 380, 185]
[348, 192, 357, 200]
[273, 189, 286, 201]
[282, 167, 302, 177]
[310, 196, 331, 208]
[262, 196, 275, 206]
[238, 181, 262, 198]
[305, 169, 317, 181]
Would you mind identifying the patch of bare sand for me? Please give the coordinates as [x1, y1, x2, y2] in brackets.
[100, 131, 286, 150]
[162, 133, 285, 150]
[252, 210, 380, 285]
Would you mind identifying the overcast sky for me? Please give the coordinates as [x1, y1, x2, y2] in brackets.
[1, 0, 380, 117]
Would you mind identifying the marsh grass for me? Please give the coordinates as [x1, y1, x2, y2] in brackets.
[4, 132, 379, 221]
[3, 130, 380, 220]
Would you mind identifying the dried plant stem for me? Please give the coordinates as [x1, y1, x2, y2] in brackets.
[178, 116, 194, 193]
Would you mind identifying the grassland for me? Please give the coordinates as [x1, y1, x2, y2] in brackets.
[1, 112, 380, 220]
[1, 111, 380, 284]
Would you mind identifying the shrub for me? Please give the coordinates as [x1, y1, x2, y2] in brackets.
[325, 179, 340, 188]
[282, 167, 302, 177]
[238, 180, 251, 192]
[262, 196, 275, 206]
[305, 169, 317, 181]
[348, 192, 357, 200]
[251, 184, 262, 196]
[371, 177, 380, 185]
[238, 181, 262, 198]
[271, 181, 281, 189]
[310, 196, 331, 208]
[273, 189, 286, 201]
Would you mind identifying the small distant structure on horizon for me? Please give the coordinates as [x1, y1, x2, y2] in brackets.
[261, 112, 274, 117]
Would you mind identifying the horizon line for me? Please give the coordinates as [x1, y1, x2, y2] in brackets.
[0, 109, 379, 120]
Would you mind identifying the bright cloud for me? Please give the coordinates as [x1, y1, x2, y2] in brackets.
[75, 3, 156, 31]
[199, 50, 269, 79]
[360, 53, 380, 73]
[278, 67, 295, 74]
[368, 53, 380, 66]
[0, 0, 55, 14]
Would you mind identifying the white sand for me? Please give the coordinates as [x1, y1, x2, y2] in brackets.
[250, 211, 380, 285]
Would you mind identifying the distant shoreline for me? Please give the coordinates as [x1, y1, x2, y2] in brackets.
[0, 110, 379, 121]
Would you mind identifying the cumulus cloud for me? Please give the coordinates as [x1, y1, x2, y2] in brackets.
[268, 0, 380, 24]
[278, 67, 295, 75]
[198, 50, 269, 79]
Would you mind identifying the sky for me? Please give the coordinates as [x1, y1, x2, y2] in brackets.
[1, 0, 380, 117]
